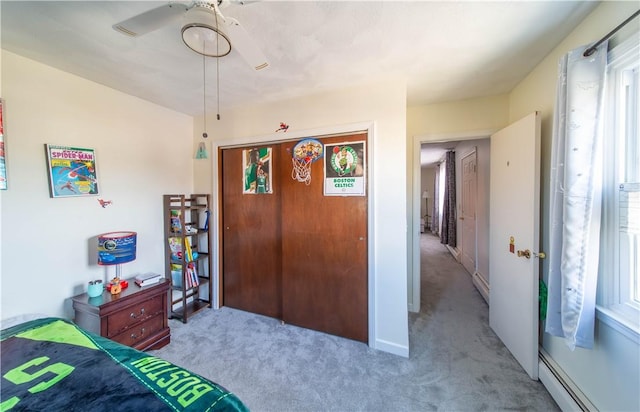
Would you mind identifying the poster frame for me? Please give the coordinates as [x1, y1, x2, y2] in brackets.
[45, 144, 99, 198]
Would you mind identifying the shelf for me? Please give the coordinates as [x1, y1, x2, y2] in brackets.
[164, 194, 213, 324]
[170, 299, 211, 321]
[171, 284, 199, 293]
[170, 253, 208, 265]
[166, 232, 204, 238]
[170, 277, 209, 293]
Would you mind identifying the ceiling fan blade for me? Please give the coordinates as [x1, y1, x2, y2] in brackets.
[113, 3, 189, 37]
[223, 17, 269, 71]
[223, 0, 261, 7]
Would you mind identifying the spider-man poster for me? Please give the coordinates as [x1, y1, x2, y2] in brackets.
[45, 144, 99, 197]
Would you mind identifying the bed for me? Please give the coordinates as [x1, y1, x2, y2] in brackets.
[1, 317, 248, 411]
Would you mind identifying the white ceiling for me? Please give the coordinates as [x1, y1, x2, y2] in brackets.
[1, 1, 598, 164]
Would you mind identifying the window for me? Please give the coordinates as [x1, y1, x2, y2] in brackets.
[598, 33, 640, 336]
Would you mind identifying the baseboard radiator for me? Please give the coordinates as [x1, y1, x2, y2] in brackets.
[538, 348, 597, 412]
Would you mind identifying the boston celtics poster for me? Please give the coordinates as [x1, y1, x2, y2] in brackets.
[324, 141, 366, 196]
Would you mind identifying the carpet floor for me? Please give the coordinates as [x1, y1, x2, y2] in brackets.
[151, 233, 559, 411]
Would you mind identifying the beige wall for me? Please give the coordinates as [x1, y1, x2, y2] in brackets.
[0, 51, 194, 320]
[509, 2, 640, 410]
[407, 94, 509, 138]
[193, 79, 410, 356]
[407, 94, 509, 311]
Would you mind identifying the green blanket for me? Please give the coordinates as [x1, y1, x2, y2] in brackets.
[1, 317, 248, 412]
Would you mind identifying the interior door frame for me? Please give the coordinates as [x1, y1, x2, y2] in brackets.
[410, 129, 496, 313]
[212, 121, 376, 347]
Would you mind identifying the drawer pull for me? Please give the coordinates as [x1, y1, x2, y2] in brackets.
[130, 308, 145, 319]
[130, 328, 145, 340]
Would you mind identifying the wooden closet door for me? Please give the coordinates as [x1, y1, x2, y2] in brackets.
[280, 133, 368, 342]
[221, 146, 282, 319]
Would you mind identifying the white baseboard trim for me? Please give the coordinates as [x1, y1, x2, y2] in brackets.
[446, 245, 460, 260]
[539, 349, 595, 411]
[472, 272, 490, 304]
[374, 338, 409, 358]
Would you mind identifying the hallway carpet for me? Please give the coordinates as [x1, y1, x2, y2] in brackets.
[151, 233, 559, 411]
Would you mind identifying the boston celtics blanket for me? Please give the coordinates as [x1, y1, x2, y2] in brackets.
[1, 317, 248, 412]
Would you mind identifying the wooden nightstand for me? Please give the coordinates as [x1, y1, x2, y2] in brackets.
[72, 278, 170, 351]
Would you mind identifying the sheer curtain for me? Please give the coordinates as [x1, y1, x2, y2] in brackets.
[546, 41, 608, 350]
[440, 151, 456, 247]
[431, 170, 439, 234]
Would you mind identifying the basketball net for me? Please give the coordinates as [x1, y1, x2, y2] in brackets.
[291, 157, 312, 185]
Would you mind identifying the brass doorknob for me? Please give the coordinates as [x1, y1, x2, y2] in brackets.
[517, 249, 546, 259]
[517, 249, 531, 259]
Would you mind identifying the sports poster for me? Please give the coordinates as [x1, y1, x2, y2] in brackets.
[324, 141, 366, 196]
[45, 144, 99, 197]
[243, 147, 273, 194]
[0, 99, 6, 190]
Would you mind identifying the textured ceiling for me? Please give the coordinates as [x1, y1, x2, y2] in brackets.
[1, 0, 598, 120]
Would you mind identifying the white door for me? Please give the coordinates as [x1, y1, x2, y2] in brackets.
[489, 111, 541, 380]
[460, 150, 477, 275]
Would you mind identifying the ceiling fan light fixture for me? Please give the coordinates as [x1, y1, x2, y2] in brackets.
[182, 23, 231, 57]
[181, 4, 231, 57]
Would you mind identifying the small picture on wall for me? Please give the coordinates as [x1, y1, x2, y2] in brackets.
[0, 99, 6, 190]
[45, 144, 99, 198]
[324, 141, 366, 196]
[243, 147, 273, 194]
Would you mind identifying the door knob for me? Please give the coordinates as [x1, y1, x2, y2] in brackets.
[517, 249, 546, 259]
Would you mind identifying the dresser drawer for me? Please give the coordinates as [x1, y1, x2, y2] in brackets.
[106, 294, 163, 337]
[110, 313, 165, 347]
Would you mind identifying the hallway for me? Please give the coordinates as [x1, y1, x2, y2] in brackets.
[408, 232, 558, 410]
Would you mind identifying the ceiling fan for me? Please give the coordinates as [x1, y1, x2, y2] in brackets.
[112, 0, 269, 71]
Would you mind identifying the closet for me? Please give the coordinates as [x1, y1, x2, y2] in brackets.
[221, 133, 368, 342]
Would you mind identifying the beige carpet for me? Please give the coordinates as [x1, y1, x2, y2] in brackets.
[151, 233, 559, 411]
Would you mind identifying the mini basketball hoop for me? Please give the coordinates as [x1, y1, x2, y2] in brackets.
[292, 157, 312, 185]
[291, 138, 323, 185]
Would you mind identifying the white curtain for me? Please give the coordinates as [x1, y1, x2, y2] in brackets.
[546, 42, 608, 350]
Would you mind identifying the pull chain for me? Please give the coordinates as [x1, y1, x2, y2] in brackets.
[215, 10, 221, 120]
[202, 44, 208, 138]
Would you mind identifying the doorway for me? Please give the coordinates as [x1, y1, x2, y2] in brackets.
[411, 133, 492, 313]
